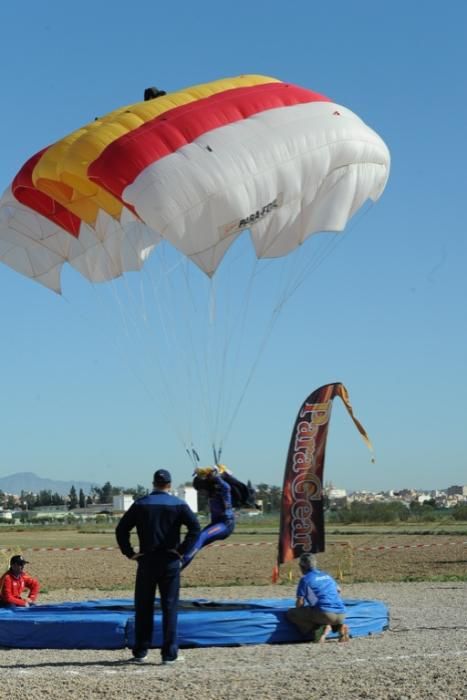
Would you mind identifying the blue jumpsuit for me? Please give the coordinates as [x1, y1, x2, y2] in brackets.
[182, 476, 235, 569]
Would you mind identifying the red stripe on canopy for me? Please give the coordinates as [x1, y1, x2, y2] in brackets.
[12, 150, 81, 236]
[89, 82, 330, 201]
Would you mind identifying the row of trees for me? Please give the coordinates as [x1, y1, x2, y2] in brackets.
[253, 483, 282, 512]
[0, 481, 148, 511]
[0, 480, 277, 512]
[2, 481, 467, 523]
[327, 500, 467, 523]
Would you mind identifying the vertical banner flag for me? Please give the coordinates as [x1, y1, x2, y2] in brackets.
[273, 383, 373, 581]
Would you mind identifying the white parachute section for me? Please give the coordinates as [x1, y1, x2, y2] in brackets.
[123, 102, 389, 276]
[0, 187, 160, 292]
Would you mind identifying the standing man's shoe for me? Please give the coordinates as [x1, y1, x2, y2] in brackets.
[162, 654, 185, 665]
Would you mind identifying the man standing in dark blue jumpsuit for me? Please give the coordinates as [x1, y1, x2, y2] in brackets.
[116, 469, 200, 664]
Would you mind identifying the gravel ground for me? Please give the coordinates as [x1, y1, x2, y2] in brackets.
[0, 582, 465, 699]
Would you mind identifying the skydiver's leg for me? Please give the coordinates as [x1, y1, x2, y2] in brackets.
[181, 519, 234, 569]
[180, 523, 213, 569]
[217, 518, 235, 540]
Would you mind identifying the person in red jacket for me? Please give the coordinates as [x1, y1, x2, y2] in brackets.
[0, 555, 40, 607]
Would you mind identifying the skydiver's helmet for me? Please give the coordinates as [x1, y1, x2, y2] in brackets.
[192, 475, 216, 494]
[193, 465, 219, 479]
[144, 87, 167, 101]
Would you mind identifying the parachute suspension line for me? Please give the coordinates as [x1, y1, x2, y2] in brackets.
[192, 267, 239, 458]
[277, 234, 342, 309]
[186, 446, 200, 469]
[215, 204, 374, 452]
[221, 207, 381, 448]
[181, 264, 223, 452]
[117, 237, 233, 462]
[142, 243, 220, 454]
[219, 299, 284, 451]
[211, 241, 303, 456]
[180, 255, 236, 450]
[212, 445, 222, 466]
[206, 264, 230, 452]
[188, 262, 229, 456]
[208, 247, 256, 451]
[200, 276, 220, 448]
[177, 250, 216, 442]
[88, 196, 377, 465]
[207, 242, 264, 455]
[105, 270, 192, 454]
[142, 245, 204, 453]
[63, 273, 191, 457]
[215, 247, 301, 454]
[278, 201, 377, 307]
[83, 244, 197, 458]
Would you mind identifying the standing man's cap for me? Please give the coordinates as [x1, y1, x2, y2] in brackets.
[153, 469, 172, 484]
[10, 555, 29, 566]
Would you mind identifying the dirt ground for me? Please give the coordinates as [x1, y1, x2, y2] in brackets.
[2, 533, 465, 591]
[1, 532, 466, 699]
[1, 582, 466, 700]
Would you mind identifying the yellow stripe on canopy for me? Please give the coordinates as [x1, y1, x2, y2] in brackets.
[32, 75, 280, 225]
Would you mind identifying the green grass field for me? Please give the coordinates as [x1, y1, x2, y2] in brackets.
[1, 518, 466, 550]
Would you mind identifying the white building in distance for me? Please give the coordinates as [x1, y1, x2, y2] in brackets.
[112, 494, 134, 512]
[177, 485, 198, 513]
[328, 487, 347, 499]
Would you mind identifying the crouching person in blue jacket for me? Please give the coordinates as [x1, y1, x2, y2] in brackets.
[287, 553, 350, 643]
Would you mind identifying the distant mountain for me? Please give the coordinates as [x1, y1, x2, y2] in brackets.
[0, 472, 97, 496]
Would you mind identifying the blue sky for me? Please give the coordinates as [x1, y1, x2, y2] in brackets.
[0, 0, 465, 493]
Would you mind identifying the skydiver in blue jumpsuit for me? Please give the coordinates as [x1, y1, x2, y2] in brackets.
[181, 467, 235, 569]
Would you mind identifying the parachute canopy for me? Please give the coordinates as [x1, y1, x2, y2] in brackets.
[0, 74, 390, 292]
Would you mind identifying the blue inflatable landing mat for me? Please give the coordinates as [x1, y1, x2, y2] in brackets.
[0, 597, 389, 649]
